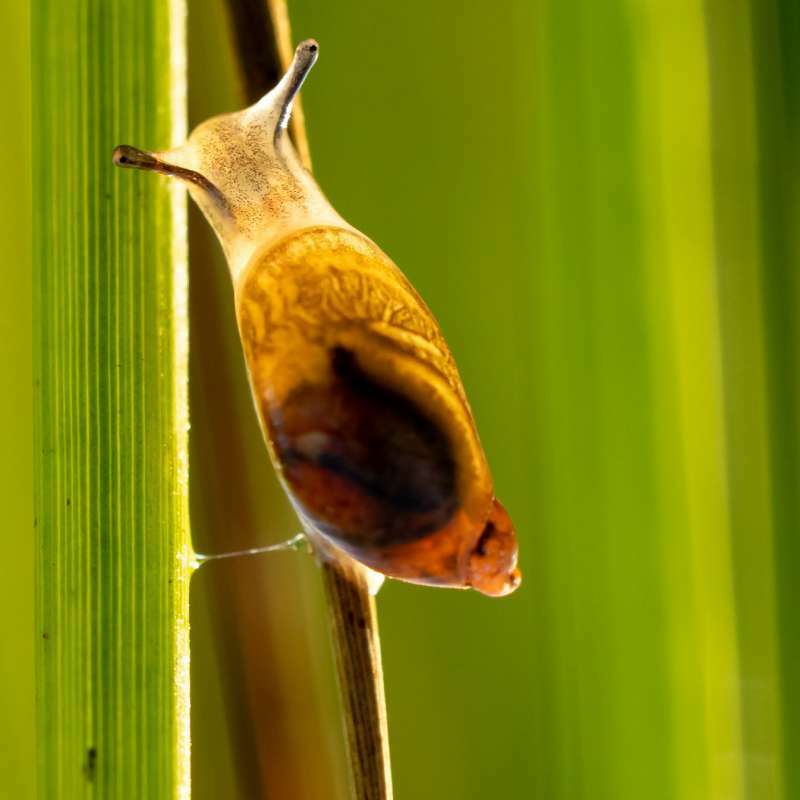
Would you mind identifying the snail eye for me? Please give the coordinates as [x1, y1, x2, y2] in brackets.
[269, 347, 458, 549]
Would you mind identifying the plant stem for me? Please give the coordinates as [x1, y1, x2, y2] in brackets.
[319, 556, 393, 800]
[222, 2, 393, 797]
[33, 1, 191, 798]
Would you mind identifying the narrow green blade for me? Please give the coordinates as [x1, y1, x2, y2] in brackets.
[33, 1, 191, 797]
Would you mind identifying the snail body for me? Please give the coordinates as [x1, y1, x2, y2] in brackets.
[114, 40, 520, 597]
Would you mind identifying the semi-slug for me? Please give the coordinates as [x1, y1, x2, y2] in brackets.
[114, 40, 521, 597]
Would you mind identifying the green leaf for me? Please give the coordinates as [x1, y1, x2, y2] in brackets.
[33, 1, 191, 797]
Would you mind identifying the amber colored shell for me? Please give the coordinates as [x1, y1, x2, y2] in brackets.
[235, 225, 520, 595]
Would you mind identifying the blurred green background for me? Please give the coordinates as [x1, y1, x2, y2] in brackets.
[11, 0, 800, 798]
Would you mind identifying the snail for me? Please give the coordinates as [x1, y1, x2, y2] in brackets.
[113, 40, 521, 597]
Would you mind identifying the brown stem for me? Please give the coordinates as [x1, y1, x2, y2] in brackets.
[319, 553, 393, 800]
[221, 2, 393, 798]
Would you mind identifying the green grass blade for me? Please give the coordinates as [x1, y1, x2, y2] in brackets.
[633, 3, 747, 797]
[33, 1, 191, 798]
[749, 2, 800, 797]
